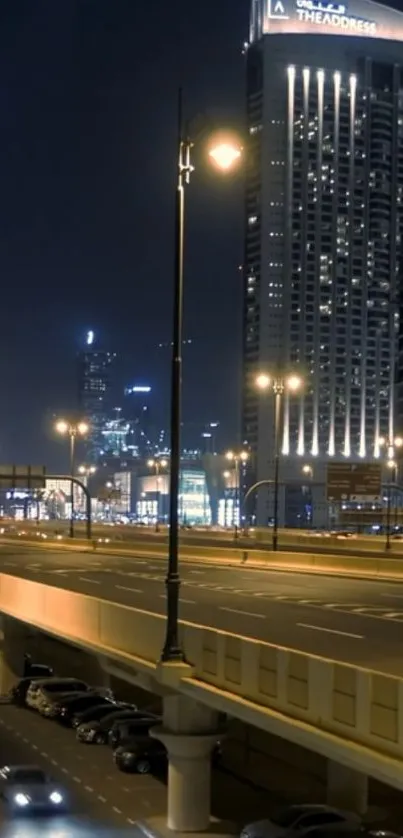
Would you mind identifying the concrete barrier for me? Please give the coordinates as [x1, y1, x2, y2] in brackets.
[1, 572, 403, 790]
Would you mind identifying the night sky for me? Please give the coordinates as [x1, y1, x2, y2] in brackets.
[0, 0, 248, 471]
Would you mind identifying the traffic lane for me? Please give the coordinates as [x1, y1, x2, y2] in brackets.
[14, 562, 403, 675]
[0, 713, 133, 835]
[6, 544, 403, 608]
[0, 706, 274, 831]
[0, 703, 166, 829]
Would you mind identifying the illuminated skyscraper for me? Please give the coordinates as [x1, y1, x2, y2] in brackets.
[243, 0, 403, 524]
[78, 331, 116, 463]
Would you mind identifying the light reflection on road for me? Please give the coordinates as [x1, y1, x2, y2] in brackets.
[0, 815, 141, 837]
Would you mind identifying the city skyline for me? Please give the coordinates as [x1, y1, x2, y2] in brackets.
[0, 0, 246, 470]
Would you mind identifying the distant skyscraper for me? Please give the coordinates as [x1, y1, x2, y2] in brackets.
[78, 331, 116, 463]
[243, 0, 403, 524]
[124, 385, 154, 456]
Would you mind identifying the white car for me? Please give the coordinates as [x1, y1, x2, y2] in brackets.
[26, 677, 90, 712]
[0, 764, 67, 812]
[240, 804, 361, 838]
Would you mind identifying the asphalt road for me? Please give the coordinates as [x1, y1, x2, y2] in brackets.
[3, 545, 403, 675]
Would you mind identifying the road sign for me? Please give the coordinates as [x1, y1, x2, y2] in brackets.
[326, 463, 382, 502]
[0, 466, 46, 490]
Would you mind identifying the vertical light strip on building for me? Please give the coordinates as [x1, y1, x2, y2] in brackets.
[388, 65, 399, 445]
[343, 73, 356, 458]
[283, 64, 295, 455]
[328, 70, 340, 457]
[374, 329, 381, 457]
[311, 68, 324, 457]
[297, 67, 310, 456]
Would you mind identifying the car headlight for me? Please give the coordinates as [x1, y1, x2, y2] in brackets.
[14, 793, 29, 807]
[50, 791, 63, 804]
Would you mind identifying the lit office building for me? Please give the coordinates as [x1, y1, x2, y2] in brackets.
[244, 0, 403, 525]
[78, 331, 116, 463]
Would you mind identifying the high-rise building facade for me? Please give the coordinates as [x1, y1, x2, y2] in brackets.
[243, 0, 403, 525]
[78, 331, 116, 463]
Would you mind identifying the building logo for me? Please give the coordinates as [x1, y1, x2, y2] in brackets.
[268, 0, 290, 18]
[251, 0, 403, 41]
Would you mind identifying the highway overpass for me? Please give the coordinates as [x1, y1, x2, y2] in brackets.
[0, 546, 403, 828]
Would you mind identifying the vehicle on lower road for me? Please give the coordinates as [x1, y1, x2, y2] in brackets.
[71, 701, 137, 729]
[240, 805, 362, 838]
[76, 708, 153, 744]
[58, 693, 115, 726]
[10, 677, 53, 708]
[108, 715, 160, 749]
[0, 765, 67, 813]
[26, 677, 90, 713]
[114, 737, 167, 774]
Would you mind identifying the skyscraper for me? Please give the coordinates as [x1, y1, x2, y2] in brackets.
[243, 0, 403, 525]
[78, 331, 116, 463]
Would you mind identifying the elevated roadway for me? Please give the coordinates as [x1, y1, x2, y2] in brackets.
[1, 544, 403, 675]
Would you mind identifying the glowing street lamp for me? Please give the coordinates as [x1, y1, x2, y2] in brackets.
[147, 458, 169, 531]
[379, 435, 403, 550]
[255, 372, 304, 551]
[225, 450, 249, 536]
[162, 88, 243, 662]
[55, 419, 89, 539]
[208, 141, 242, 171]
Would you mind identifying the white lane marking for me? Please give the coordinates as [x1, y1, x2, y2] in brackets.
[51, 759, 58, 766]
[85, 785, 94, 793]
[32, 744, 38, 750]
[384, 612, 403, 619]
[159, 594, 166, 599]
[3, 562, 16, 567]
[98, 794, 107, 802]
[189, 570, 204, 575]
[73, 776, 81, 783]
[128, 818, 136, 825]
[40, 751, 48, 757]
[115, 585, 143, 594]
[23, 737, 28, 743]
[219, 606, 266, 619]
[180, 598, 196, 605]
[297, 622, 364, 639]
[113, 806, 122, 814]
[79, 577, 100, 584]
[62, 768, 68, 774]
[381, 593, 403, 599]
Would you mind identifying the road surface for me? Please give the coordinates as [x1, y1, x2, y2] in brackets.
[2, 545, 403, 674]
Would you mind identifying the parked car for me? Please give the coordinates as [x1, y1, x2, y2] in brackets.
[0, 764, 67, 813]
[108, 715, 160, 749]
[58, 694, 115, 727]
[26, 678, 89, 713]
[76, 708, 152, 744]
[240, 805, 361, 838]
[114, 737, 167, 774]
[10, 677, 51, 708]
[113, 737, 222, 774]
[72, 702, 137, 731]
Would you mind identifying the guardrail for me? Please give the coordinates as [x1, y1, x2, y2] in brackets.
[3, 532, 403, 581]
[0, 572, 403, 790]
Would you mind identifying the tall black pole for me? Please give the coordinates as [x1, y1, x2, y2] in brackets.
[69, 433, 75, 540]
[272, 389, 282, 552]
[162, 89, 189, 662]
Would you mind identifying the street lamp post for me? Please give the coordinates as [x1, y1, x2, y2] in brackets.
[55, 420, 89, 539]
[256, 373, 303, 551]
[161, 89, 242, 663]
[147, 458, 168, 532]
[225, 451, 249, 537]
[302, 465, 313, 528]
[379, 435, 403, 551]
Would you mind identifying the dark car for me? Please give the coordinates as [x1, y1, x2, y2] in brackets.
[113, 737, 223, 775]
[72, 702, 136, 730]
[108, 715, 160, 749]
[59, 694, 115, 727]
[114, 737, 167, 774]
[76, 708, 152, 744]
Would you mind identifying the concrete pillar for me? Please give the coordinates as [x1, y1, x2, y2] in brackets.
[151, 695, 222, 832]
[327, 760, 368, 814]
[0, 617, 26, 694]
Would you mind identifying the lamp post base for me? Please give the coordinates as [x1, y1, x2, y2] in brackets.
[161, 573, 185, 663]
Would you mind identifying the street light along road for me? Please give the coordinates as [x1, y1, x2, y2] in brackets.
[162, 87, 242, 662]
[55, 419, 89, 539]
[256, 372, 304, 550]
